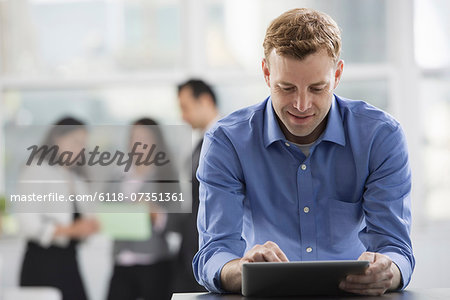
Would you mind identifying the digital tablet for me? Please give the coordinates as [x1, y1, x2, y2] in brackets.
[242, 260, 370, 297]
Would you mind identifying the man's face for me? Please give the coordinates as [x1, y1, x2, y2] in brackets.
[262, 49, 343, 144]
[178, 87, 203, 129]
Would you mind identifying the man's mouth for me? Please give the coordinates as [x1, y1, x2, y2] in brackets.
[287, 112, 314, 123]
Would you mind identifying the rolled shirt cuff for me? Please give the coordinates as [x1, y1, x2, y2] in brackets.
[201, 251, 241, 293]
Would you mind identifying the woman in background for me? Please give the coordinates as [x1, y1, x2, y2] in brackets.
[106, 118, 178, 300]
[18, 117, 99, 300]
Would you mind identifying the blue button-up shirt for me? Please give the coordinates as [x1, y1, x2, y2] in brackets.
[193, 95, 414, 293]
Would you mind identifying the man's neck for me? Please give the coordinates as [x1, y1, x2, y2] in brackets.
[278, 113, 328, 144]
[201, 111, 219, 133]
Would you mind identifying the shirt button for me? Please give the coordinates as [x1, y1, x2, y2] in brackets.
[303, 206, 310, 213]
[301, 164, 307, 170]
[306, 247, 313, 253]
[285, 142, 290, 147]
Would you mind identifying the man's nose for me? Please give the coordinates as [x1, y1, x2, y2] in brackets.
[293, 92, 312, 112]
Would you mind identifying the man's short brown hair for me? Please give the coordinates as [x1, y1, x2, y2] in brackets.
[263, 8, 341, 63]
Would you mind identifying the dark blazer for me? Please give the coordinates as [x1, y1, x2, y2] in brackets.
[173, 139, 206, 292]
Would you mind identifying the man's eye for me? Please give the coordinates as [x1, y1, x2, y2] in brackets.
[281, 87, 295, 92]
[310, 87, 324, 93]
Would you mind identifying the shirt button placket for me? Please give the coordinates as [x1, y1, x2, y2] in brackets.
[298, 160, 317, 260]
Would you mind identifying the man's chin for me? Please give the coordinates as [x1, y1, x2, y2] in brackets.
[285, 124, 313, 137]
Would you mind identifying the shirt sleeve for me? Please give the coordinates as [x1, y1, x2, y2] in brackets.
[16, 213, 71, 247]
[15, 166, 72, 247]
[359, 123, 415, 289]
[192, 129, 247, 293]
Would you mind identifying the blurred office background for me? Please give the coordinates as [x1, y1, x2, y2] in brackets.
[0, 0, 449, 299]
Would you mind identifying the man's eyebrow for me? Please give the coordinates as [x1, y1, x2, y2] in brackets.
[310, 81, 328, 86]
[278, 81, 295, 86]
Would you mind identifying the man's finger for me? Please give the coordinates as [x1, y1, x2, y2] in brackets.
[245, 248, 281, 263]
[250, 251, 265, 262]
[345, 274, 377, 284]
[344, 288, 387, 296]
[340, 278, 392, 290]
[275, 250, 289, 262]
[263, 241, 289, 262]
[358, 251, 375, 263]
[346, 268, 390, 284]
[241, 257, 252, 264]
[261, 249, 283, 262]
[368, 254, 391, 274]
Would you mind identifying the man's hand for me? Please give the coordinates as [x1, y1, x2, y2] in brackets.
[339, 252, 402, 296]
[220, 241, 289, 292]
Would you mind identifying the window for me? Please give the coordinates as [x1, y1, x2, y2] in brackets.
[0, 0, 183, 78]
[415, 0, 450, 220]
[1, 0, 446, 224]
[3, 87, 181, 125]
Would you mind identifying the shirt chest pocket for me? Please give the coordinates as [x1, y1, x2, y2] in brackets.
[327, 199, 364, 248]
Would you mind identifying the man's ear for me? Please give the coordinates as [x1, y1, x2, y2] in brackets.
[333, 59, 344, 89]
[199, 93, 214, 109]
[262, 58, 271, 88]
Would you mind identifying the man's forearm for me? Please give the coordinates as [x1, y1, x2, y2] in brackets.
[220, 259, 242, 293]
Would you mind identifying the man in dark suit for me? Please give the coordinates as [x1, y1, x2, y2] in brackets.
[174, 79, 219, 292]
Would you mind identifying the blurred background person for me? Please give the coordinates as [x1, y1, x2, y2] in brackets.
[17, 116, 99, 300]
[106, 118, 179, 300]
[174, 79, 219, 292]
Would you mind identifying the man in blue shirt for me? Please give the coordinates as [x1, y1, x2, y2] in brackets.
[193, 8, 414, 296]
